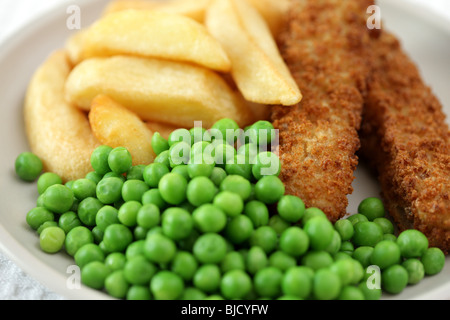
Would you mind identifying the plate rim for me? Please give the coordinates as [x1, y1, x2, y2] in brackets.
[0, 0, 449, 300]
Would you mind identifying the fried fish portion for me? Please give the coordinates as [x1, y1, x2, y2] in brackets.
[360, 31, 450, 253]
[271, 0, 373, 222]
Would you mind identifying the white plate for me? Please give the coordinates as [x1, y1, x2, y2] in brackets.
[0, 0, 448, 300]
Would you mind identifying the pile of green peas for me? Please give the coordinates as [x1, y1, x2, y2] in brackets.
[17, 118, 445, 300]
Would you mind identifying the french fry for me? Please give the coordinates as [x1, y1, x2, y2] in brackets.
[89, 95, 156, 165]
[79, 9, 230, 72]
[65, 55, 254, 128]
[205, 0, 302, 106]
[24, 50, 99, 182]
[245, 0, 291, 36]
[65, 30, 87, 66]
[103, 0, 212, 22]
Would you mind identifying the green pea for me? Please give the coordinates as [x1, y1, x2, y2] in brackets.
[108, 147, 132, 174]
[168, 128, 191, 147]
[237, 143, 259, 163]
[301, 251, 334, 271]
[249, 226, 277, 254]
[78, 197, 103, 227]
[141, 189, 167, 211]
[373, 217, 395, 234]
[254, 176, 285, 204]
[158, 172, 188, 205]
[37, 172, 63, 195]
[96, 177, 124, 205]
[125, 240, 145, 260]
[214, 191, 244, 217]
[247, 120, 275, 145]
[253, 267, 283, 298]
[334, 219, 354, 241]
[127, 285, 152, 300]
[268, 251, 296, 271]
[220, 175, 252, 201]
[358, 197, 385, 221]
[211, 118, 239, 144]
[279, 227, 309, 257]
[65, 226, 94, 256]
[171, 251, 198, 281]
[338, 286, 365, 300]
[313, 268, 341, 300]
[325, 230, 342, 255]
[347, 213, 369, 226]
[186, 176, 216, 206]
[43, 184, 74, 214]
[90, 145, 113, 175]
[72, 179, 97, 201]
[15, 152, 43, 182]
[102, 224, 133, 253]
[150, 271, 184, 300]
[154, 150, 170, 168]
[209, 167, 227, 187]
[123, 256, 157, 285]
[136, 203, 160, 229]
[105, 270, 129, 299]
[95, 205, 119, 232]
[213, 142, 236, 167]
[268, 215, 290, 235]
[282, 266, 313, 299]
[162, 207, 194, 241]
[85, 171, 103, 184]
[221, 269, 252, 300]
[193, 264, 221, 293]
[104, 252, 126, 271]
[397, 229, 429, 259]
[39, 226, 65, 254]
[74, 243, 105, 269]
[301, 207, 327, 226]
[126, 165, 146, 181]
[421, 247, 445, 275]
[370, 240, 401, 269]
[252, 151, 281, 180]
[358, 281, 382, 301]
[276, 195, 305, 223]
[192, 204, 227, 234]
[169, 142, 191, 168]
[81, 261, 111, 290]
[402, 259, 425, 285]
[224, 215, 255, 245]
[144, 232, 176, 264]
[244, 200, 269, 227]
[171, 164, 190, 181]
[151, 132, 170, 155]
[121, 179, 149, 202]
[193, 233, 227, 264]
[352, 246, 374, 268]
[220, 251, 246, 273]
[58, 211, 82, 234]
[329, 259, 355, 287]
[26, 207, 54, 230]
[304, 216, 334, 251]
[143, 163, 170, 188]
[381, 264, 409, 294]
[181, 287, 206, 300]
[246, 246, 268, 275]
[352, 221, 384, 247]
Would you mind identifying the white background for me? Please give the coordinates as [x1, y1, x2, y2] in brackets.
[0, 0, 449, 300]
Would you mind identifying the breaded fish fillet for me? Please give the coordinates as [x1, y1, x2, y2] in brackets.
[271, 0, 373, 222]
[360, 31, 450, 253]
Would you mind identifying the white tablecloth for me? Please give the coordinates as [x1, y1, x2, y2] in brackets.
[0, 0, 449, 301]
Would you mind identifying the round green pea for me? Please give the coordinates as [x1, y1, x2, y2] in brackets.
[72, 179, 97, 201]
[26, 207, 55, 230]
[123, 255, 157, 285]
[370, 240, 401, 269]
[244, 200, 269, 227]
[253, 267, 283, 298]
[421, 247, 445, 276]
[279, 226, 309, 257]
[162, 207, 194, 240]
[15, 152, 43, 182]
[144, 232, 176, 264]
[171, 251, 198, 281]
[397, 229, 429, 259]
[352, 221, 384, 247]
[136, 203, 160, 229]
[304, 216, 334, 251]
[81, 261, 111, 290]
[143, 163, 170, 188]
[58, 211, 82, 234]
[108, 147, 132, 174]
[42, 184, 74, 214]
[127, 285, 152, 300]
[104, 252, 126, 271]
[221, 269, 252, 300]
[158, 172, 188, 205]
[193, 233, 227, 264]
[358, 197, 385, 221]
[186, 176, 216, 206]
[252, 152, 281, 180]
[121, 179, 149, 202]
[95, 205, 119, 232]
[282, 266, 313, 299]
[65, 226, 94, 256]
[77, 197, 103, 227]
[214, 191, 244, 217]
[37, 172, 62, 195]
[334, 219, 354, 241]
[382, 264, 409, 294]
[313, 268, 341, 300]
[39, 226, 65, 254]
[254, 176, 285, 204]
[150, 271, 184, 300]
[249, 226, 278, 254]
[192, 204, 227, 234]
[193, 264, 221, 293]
[118, 200, 142, 227]
[225, 215, 254, 245]
[301, 251, 334, 271]
[74, 243, 105, 269]
[96, 177, 124, 205]
[151, 132, 170, 155]
[220, 175, 252, 201]
[90, 145, 113, 175]
[277, 195, 305, 223]
[102, 224, 133, 253]
[402, 259, 425, 285]
[105, 270, 129, 299]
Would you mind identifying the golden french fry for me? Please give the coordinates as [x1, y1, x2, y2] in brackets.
[205, 0, 302, 106]
[24, 50, 99, 182]
[65, 55, 254, 128]
[245, 0, 291, 36]
[79, 9, 230, 72]
[89, 95, 156, 165]
[103, 0, 212, 22]
[65, 30, 87, 66]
